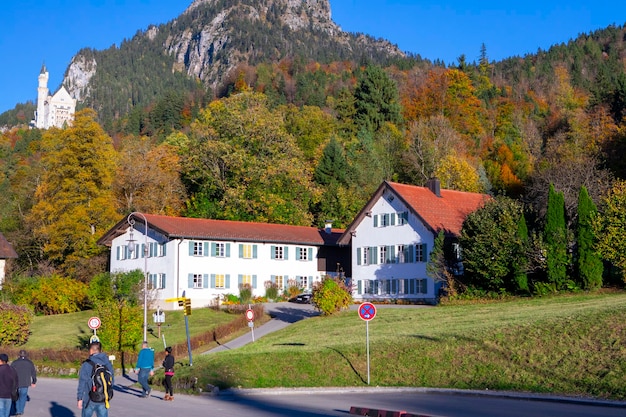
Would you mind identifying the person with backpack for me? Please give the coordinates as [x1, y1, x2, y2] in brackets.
[10, 350, 37, 416]
[77, 341, 114, 417]
[134, 341, 154, 398]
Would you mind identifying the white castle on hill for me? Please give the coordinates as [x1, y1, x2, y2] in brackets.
[32, 65, 76, 129]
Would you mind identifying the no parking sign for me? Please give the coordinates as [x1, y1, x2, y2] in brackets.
[358, 302, 376, 385]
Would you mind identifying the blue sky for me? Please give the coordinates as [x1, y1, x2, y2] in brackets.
[0, 0, 624, 114]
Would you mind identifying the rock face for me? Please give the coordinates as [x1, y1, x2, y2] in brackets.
[64, 0, 404, 113]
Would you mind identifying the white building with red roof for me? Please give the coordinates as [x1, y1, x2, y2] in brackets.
[98, 214, 349, 309]
[0, 232, 18, 288]
[338, 179, 490, 304]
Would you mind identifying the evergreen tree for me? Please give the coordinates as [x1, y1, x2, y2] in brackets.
[544, 184, 569, 289]
[576, 185, 603, 290]
[513, 212, 529, 293]
[353, 65, 402, 132]
[314, 137, 349, 186]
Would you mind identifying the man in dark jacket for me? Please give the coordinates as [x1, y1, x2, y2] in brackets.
[0, 353, 17, 417]
[77, 342, 114, 417]
[11, 350, 37, 416]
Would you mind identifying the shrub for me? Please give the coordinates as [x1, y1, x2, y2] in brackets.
[264, 281, 279, 301]
[239, 283, 253, 304]
[0, 302, 33, 345]
[9, 274, 88, 315]
[286, 279, 301, 299]
[312, 276, 352, 315]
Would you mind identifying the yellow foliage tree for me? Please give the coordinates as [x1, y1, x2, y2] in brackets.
[434, 154, 483, 193]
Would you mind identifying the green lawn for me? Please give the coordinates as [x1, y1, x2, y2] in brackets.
[178, 292, 626, 400]
[24, 307, 248, 350]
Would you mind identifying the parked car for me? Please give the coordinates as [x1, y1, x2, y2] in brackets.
[289, 293, 312, 304]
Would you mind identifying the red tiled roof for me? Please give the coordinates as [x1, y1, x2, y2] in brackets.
[338, 181, 490, 245]
[387, 181, 490, 236]
[99, 213, 344, 246]
[0, 232, 18, 259]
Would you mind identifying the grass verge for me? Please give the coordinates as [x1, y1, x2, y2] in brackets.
[174, 292, 626, 400]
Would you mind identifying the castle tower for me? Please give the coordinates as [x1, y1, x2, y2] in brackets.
[35, 64, 49, 129]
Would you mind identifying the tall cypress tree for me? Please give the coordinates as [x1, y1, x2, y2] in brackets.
[576, 185, 603, 289]
[513, 212, 529, 293]
[544, 184, 569, 289]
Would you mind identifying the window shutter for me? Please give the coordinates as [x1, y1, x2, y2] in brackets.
[308, 247, 313, 261]
[187, 274, 193, 288]
[284, 247, 289, 260]
[308, 276, 313, 289]
[162, 274, 166, 289]
[422, 244, 428, 262]
[383, 213, 389, 226]
[226, 243, 231, 257]
[189, 241, 194, 256]
[253, 245, 258, 259]
[252, 275, 257, 288]
[239, 244, 244, 258]
[386, 245, 394, 263]
[238, 274, 243, 285]
[271, 275, 276, 283]
[211, 242, 217, 257]
[209, 274, 215, 289]
[409, 278, 416, 294]
[370, 247, 378, 265]
[373, 215, 378, 227]
[116, 246, 120, 260]
[225, 274, 231, 288]
[391, 279, 398, 294]
[356, 248, 362, 265]
[284, 275, 289, 288]
[390, 213, 396, 226]
[271, 246, 276, 259]
[297, 276, 302, 286]
[357, 280, 362, 295]
[162, 244, 166, 256]
[203, 242, 209, 257]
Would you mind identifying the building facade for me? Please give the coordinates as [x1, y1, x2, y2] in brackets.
[98, 214, 349, 309]
[0, 232, 18, 289]
[33, 65, 76, 129]
[338, 180, 489, 304]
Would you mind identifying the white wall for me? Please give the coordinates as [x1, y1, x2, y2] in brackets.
[350, 188, 436, 302]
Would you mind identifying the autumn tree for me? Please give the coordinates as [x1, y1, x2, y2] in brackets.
[433, 154, 483, 193]
[27, 109, 118, 279]
[576, 185, 603, 289]
[592, 180, 626, 282]
[114, 136, 186, 215]
[181, 91, 314, 225]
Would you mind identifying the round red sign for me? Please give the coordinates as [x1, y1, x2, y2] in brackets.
[88, 316, 101, 330]
[245, 309, 255, 321]
[358, 302, 376, 321]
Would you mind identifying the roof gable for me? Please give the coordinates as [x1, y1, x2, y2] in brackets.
[339, 181, 489, 244]
[98, 214, 344, 247]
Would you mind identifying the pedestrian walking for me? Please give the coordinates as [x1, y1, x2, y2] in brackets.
[0, 353, 17, 417]
[134, 341, 154, 398]
[11, 350, 37, 416]
[77, 341, 114, 417]
[162, 347, 175, 401]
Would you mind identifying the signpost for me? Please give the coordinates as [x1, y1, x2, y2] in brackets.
[165, 296, 193, 366]
[245, 306, 255, 342]
[358, 302, 376, 385]
[153, 307, 165, 338]
[88, 316, 101, 343]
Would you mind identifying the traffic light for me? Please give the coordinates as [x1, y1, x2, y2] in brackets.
[184, 298, 192, 316]
[177, 299, 184, 307]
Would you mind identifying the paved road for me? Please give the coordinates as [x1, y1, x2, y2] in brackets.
[22, 378, 626, 417]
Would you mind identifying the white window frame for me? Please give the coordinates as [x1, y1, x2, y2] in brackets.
[157, 273, 166, 289]
[241, 274, 253, 286]
[192, 273, 203, 289]
[273, 246, 284, 260]
[242, 244, 253, 259]
[215, 242, 226, 258]
[193, 241, 203, 256]
[379, 246, 387, 264]
[297, 247, 308, 261]
[215, 274, 226, 289]
[274, 275, 285, 289]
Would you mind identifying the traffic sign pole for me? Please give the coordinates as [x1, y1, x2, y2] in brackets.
[358, 302, 376, 385]
[246, 305, 255, 342]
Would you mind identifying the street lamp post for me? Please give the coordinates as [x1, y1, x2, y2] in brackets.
[126, 212, 149, 342]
